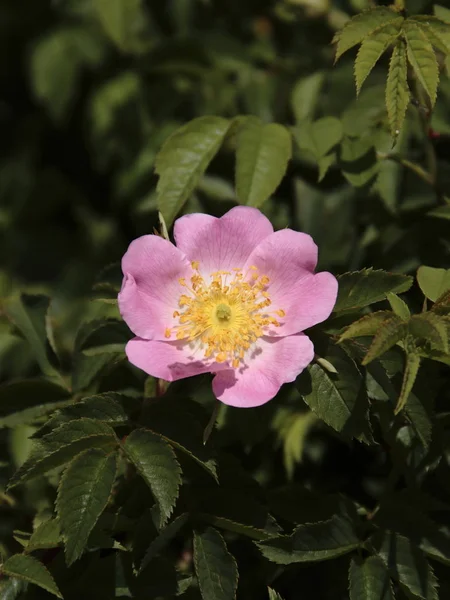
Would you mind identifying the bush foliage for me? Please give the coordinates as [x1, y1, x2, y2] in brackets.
[1, 0, 450, 599]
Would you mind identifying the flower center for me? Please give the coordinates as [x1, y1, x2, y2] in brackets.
[164, 262, 285, 368]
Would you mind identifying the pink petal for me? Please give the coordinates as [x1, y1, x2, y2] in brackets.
[244, 229, 338, 336]
[173, 206, 273, 274]
[173, 213, 217, 253]
[118, 235, 193, 340]
[212, 334, 314, 407]
[126, 338, 228, 381]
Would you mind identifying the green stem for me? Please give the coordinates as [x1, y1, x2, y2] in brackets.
[377, 152, 434, 186]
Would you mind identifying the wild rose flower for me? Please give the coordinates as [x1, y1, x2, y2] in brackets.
[118, 207, 338, 407]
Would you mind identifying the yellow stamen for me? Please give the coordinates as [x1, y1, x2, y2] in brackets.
[165, 264, 284, 368]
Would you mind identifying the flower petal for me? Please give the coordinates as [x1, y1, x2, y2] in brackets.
[174, 206, 273, 274]
[118, 235, 193, 340]
[126, 338, 228, 381]
[244, 229, 338, 336]
[212, 334, 314, 407]
[173, 213, 217, 253]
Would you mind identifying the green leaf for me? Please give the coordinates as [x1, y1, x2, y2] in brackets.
[8, 418, 118, 488]
[386, 292, 410, 320]
[56, 448, 117, 565]
[299, 346, 368, 438]
[93, 0, 150, 53]
[140, 399, 217, 480]
[427, 204, 450, 220]
[295, 117, 343, 161]
[4, 294, 63, 383]
[257, 513, 360, 564]
[335, 269, 413, 312]
[362, 316, 407, 365]
[35, 392, 132, 437]
[0, 578, 26, 600]
[409, 16, 450, 55]
[139, 513, 189, 573]
[30, 27, 104, 122]
[156, 116, 231, 227]
[235, 117, 292, 207]
[395, 353, 421, 415]
[0, 379, 71, 429]
[374, 532, 438, 600]
[409, 313, 448, 352]
[417, 266, 450, 302]
[339, 311, 394, 342]
[1, 555, 62, 599]
[193, 527, 238, 600]
[386, 41, 410, 137]
[404, 391, 432, 447]
[339, 138, 379, 187]
[349, 556, 394, 600]
[123, 429, 182, 527]
[27, 519, 62, 552]
[355, 23, 402, 95]
[404, 23, 440, 107]
[268, 588, 285, 600]
[274, 409, 317, 479]
[333, 8, 403, 61]
[291, 72, 325, 122]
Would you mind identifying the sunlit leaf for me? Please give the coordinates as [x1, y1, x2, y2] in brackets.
[354, 23, 402, 95]
[404, 23, 439, 107]
[235, 117, 292, 207]
[386, 41, 410, 137]
[395, 353, 421, 414]
[156, 116, 231, 227]
[417, 265, 450, 302]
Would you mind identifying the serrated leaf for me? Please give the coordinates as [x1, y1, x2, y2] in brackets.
[299, 346, 367, 438]
[139, 513, 188, 573]
[355, 23, 402, 95]
[0, 379, 71, 429]
[362, 316, 407, 365]
[93, 0, 149, 53]
[386, 41, 410, 137]
[410, 16, 450, 54]
[27, 519, 62, 552]
[156, 116, 231, 227]
[405, 391, 432, 447]
[8, 418, 118, 488]
[386, 292, 410, 320]
[56, 448, 117, 565]
[409, 313, 448, 352]
[333, 8, 403, 61]
[235, 117, 292, 207]
[123, 429, 182, 527]
[268, 588, 285, 600]
[35, 392, 132, 437]
[140, 399, 217, 480]
[404, 23, 440, 107]
[349, 556, 394, 600]
[339, 311, 394, 342]
[4, 294, 63, 383]
[257, 513, 360, 564]
[1, 555, 62, 599]
[427, 204, 450, 220]
[374, 532, 439, 600]
[417, 266, 450, 302]
[335, 269, 413, 312]
[395, 353, 421, 415]
[193, 527, 238, 600]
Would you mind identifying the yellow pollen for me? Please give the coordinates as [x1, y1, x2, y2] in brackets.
[166, 264, 285, 368]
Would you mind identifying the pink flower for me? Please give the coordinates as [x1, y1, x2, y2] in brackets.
[118, 207, 338, 408]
